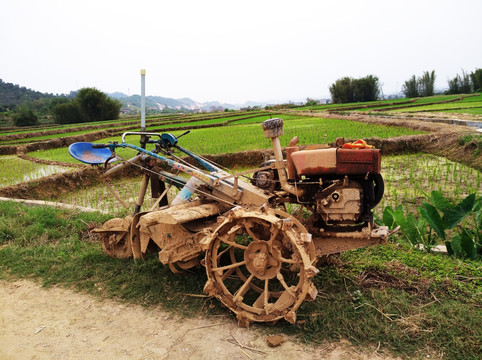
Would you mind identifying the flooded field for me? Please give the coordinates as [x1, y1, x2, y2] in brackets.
[0, 156, 73, 187]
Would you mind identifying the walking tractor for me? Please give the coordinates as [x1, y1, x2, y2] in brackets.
[69, 118, 390, 326]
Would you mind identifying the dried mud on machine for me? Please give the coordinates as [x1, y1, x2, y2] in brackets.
[69, 118, 390, 326]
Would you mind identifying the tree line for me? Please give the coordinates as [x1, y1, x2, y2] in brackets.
[0, 82, 121, 127]
[329, 75, 381, 104]
[327, 68, 481, 104]
[51, 88, 121, 125]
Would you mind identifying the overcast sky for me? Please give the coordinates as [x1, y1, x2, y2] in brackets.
[1, 0, 481, 104]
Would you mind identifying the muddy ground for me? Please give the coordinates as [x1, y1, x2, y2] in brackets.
[0, 280, 401, 360]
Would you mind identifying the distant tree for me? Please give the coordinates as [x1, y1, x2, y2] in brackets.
[352, 75, 381, 102]
[329, 75, 380, 103]
[76, 88, 118, 122]
[447, 76, 460, 95]
[13, 105, 39, 127]
[447, 69, 472, 94]
[305, 97, 319, 106]
[470, 68, 482, 92]
[52, 87, 121, 124]
[103, 96, 123, 121]
[52, 102, 83, 124]
[402, 71, 435, 98]
[329, 77, 354, 104]
[418, 70, 436, 97]
[459, 70, 472, 94]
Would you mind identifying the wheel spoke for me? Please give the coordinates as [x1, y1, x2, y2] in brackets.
[216, 244, 232, 261]
[264, 279, 269, 312]
[233, 273, 254, 304]
[276, 272, 296, 298]
[227, 224, 241, 235]
[219, 233, 247, 250]
[269, 226, 280, 243]
[212, 260, 246, 272]
[221, 267, 235, 281]
[279, 257, 300, 264]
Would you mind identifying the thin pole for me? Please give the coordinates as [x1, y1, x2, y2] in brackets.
[140, 69, 146, 131]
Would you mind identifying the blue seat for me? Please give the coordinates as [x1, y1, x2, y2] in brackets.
[68, 142, 118, 165]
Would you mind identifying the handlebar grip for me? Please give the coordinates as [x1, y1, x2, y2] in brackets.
[177, 130, 190, 138]
[92, 143, 109, 148]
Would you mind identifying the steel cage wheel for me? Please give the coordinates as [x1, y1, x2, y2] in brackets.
[204, 208, 318, 325]
[95, 216, 133, 259]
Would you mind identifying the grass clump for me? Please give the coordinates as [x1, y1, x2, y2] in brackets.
[0, 201, 480, 359]
[286, 244, 481, 359]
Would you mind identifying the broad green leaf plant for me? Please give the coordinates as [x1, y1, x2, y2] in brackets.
[381, 191, 481, 260]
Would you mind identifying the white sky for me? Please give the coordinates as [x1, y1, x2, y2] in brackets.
[1, 0, 481, 104]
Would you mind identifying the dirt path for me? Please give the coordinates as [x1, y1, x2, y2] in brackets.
[0, 280, 399, 360]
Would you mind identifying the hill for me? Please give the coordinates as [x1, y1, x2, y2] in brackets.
[0, 79, 272, 114]
[108, 92, 238, 112]
[0, 79, 59, 110]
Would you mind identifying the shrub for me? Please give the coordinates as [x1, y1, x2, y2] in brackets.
[12, 106, 39, 127]
[52, 102, 84, 124]
[52, 88, 121, 124]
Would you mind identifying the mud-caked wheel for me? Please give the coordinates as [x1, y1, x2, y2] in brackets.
[94, 216, 133, 258]
[204, 208, 318, 325]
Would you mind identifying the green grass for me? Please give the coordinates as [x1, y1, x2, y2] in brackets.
[298, 95, 470, 113]
[0, 115, 155, 137]
[0, 200, 480, 359]
[444, 108, 482, 115]
[458, 93, 482, 102]
[390, 102, 482, 113]
[28, 116, 424, 163]
[0, 112, 265, 145]
[296, 97, 411, 111]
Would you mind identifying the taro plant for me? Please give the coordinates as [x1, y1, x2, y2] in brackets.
[381, 191, 481, 260]
[382, 204, 432, 250]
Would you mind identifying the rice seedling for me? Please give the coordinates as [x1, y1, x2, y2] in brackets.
[378, 153, 481, 218]
[27, 116, 424, 163]
[0, 155, 73, 187]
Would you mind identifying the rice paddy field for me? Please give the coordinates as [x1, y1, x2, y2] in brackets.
[29, 153, 478, 218]
[298, 93, 482, 117]
[25, 115, 424, 163]
[0, 96, 479, 221]
[0, 155, 73, 187]
[0, 99, 480, 215]
[379, 153, 481, 215]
